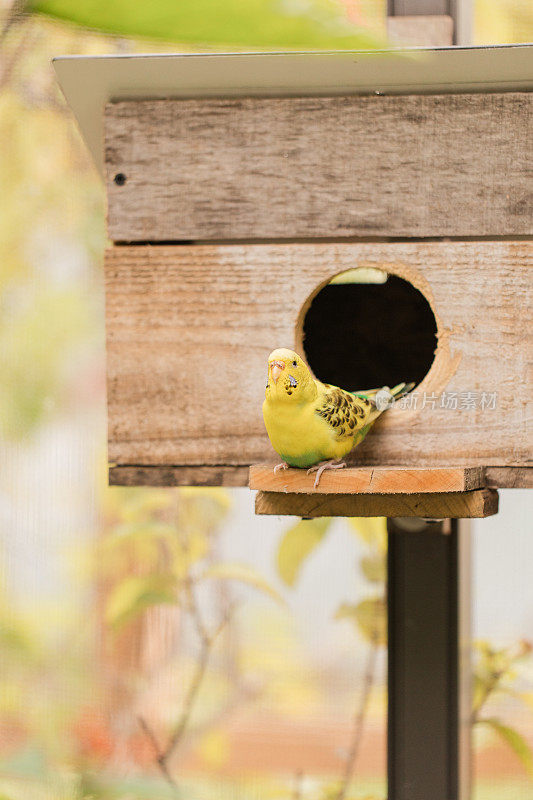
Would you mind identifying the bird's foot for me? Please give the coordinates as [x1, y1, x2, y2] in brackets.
[307, 459, 347, 488]
[273, 461, 290, 475]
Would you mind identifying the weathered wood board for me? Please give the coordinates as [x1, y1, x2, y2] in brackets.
[249, 465, 486, 494]
[255, 488, 499, 518]
[105, 93, 532, 241]
[108, 465, 531, 489]
[109, 465, 250, 487]
[105, 241, 532, 480]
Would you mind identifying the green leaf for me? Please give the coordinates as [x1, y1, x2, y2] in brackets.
[360, 553, 386, 584]
[348, 517, 387, 553]
[31, 0, 387, 49]
[100, 521, 179, 575]
[172, 530, 209, 579]
[0, 616, 35, 657]
[472, 674, 488, 715]
[335, 597, 386, 646]
[479, 718, 533, 778]
[201, 562, 285, 605]
[276, 518, 332, 587]
[179, 487, 232, 532]
[105, 574, 177, 629]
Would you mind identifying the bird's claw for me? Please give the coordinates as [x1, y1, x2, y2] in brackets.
[273, 462, 289, 475]
[307, 460, 347, 488]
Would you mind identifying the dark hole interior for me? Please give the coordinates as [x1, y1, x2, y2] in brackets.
[302, 272, 438, 391]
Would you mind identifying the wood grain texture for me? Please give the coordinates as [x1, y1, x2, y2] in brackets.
[255, 488, 499, 518]
[107, 465, 531, 489]
[105, 93, 532, 241]
[109, 465, 249, 487]
[249, 465, 485, 494]
[484, 467, 533, 489]
[105, 241, 532, 475]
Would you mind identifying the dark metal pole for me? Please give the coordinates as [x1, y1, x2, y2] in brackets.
[387, 519, 471, 800]
[385, 2, 472, 796]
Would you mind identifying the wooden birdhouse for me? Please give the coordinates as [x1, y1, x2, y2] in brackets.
[55, 38, 532, 800]
[54, 46, 532, 518]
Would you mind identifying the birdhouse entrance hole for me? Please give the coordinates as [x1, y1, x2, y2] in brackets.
[300, 268, 438, 392]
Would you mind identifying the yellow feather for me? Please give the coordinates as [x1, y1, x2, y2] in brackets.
[263, 348, 381, 469]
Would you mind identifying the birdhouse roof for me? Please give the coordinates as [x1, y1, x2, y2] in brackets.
[53, 44, 533, 175]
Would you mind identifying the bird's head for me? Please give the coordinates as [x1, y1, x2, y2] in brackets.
[265, 348, 316, 403]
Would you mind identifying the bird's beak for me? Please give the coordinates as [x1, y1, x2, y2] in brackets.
[269, 360, 285, 384]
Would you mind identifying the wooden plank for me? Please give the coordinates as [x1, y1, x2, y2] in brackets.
[109, 464, 249, 487]
[105, 241, 532, 474]
[254, 488, 499, 518]
[484, 466, 533, 489]
[105, 93, 532, 241]
[108, 465, 532, 488]
[249, 465, 485, 494]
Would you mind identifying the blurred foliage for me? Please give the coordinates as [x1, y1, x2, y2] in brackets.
[201, 561, 285, 604]
[475, 0, 533, 44]
[100, 486, 286, 793]
[277, 516, 533, 796]
[277, 517, 387, 799]
[0, 551, 104, 788]
[102, 486, 279, 631]
[0, 484, 288, 798]
[335, 598, 386, 647]
[0, 12, 106, 440]
[277, 517, 331, 586]
[31, 0, 386, 49]
[278, 516, 387, 646]
[0, 287, 90, 437]
[473, 639, 533, 778]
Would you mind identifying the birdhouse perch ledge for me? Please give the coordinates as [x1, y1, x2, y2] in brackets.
[249, 465, 500, 518]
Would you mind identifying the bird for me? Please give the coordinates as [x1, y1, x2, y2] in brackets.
[262, 348, 414, 488]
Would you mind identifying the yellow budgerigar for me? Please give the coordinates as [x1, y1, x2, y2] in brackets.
[263, 348, 414, 487]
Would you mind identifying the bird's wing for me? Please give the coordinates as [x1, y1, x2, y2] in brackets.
[314, 383, 374, 441]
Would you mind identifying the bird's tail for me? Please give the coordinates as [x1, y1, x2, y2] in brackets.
[388, 381, 416, 401]
[351, 381, 415, 420]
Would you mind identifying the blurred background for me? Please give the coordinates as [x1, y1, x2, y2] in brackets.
[1, 1, 532, 798]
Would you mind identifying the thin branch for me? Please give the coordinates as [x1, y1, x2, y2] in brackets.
[137, 716, 179, 795]
[162, 596, 233, 762]
[139, 501, 236, 789]
[184, 575, 210, 646]
[470, 641, 531, 724]
[471, 666, 506, 725]
[188, 678, 260, 743]
[138, 587, 234, 789]
[336, 634, 380, 800]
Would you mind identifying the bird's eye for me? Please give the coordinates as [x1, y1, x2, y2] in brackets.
[292, 360, 297, 367]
